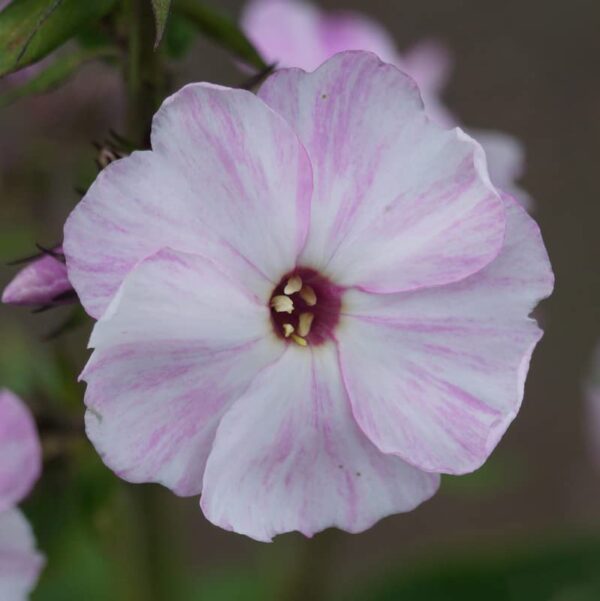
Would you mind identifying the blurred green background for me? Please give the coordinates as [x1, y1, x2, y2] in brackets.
[1, 0, 600, 599]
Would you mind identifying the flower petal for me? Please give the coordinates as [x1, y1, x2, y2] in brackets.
[0, 390, 41, 512]
[0, 509, 44, 601]
[65, 83, 312, 318]
[337, 196, 553, 474]
[242, 0, 398, 72]
[259, 51, 505, 293]
[201, 344, 440, 542]
[83, 249, 283, 496]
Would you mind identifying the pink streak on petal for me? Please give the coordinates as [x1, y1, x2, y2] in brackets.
[82, 248, 283, 496]
[64, 83, 312, 318]
[338, 195, 553, 474]
[0, 390, 42, 512]
[259, 51, 506, 293]
[244, 0, 531, 209]
[0, 509, 45, 600]
[201, 345, 439, 542]
[2, 246, 72, 306]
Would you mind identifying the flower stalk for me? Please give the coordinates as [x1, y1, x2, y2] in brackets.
[121, 3, 170, 599]
[125, 0, 163, 146]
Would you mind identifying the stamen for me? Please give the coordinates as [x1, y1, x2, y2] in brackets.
[291, 334, 308, 347]
[271, 295, 294, 314]
[282, 323, 295, 338]
[299, 284, 317, 306]
[297, 312, 314, 337]
[284, 275, 303, 295]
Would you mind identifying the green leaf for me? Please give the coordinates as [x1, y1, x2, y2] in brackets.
[0, 46, 118, 108]
[173, 0, 267, 70]
[164, 11, 195, 59]
[151, 0, 172, 48]
[0, 0, 117, 77]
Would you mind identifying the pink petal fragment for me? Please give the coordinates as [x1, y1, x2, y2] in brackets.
[2, 246, 72, 307]
[83, 249, 283, 496]
[398, 39, 455, 127]
[242, 0, 398, 72]
[259, 51, 505, 293]
[0, 509, 45, 601]
[584, 345, 600, 470]
[201, 345, 440, 542]
[338, 196, 553, 474]
[64, 83, 312, 318]
[0, 390, 41, 512]
[470, 129, 532, 210]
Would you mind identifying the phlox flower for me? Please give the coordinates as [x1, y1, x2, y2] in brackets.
[63, 51, 552, 541]
[242, 0, 533, 208]
[0, 390, 44, 600]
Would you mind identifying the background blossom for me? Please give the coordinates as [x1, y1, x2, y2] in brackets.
[0, 390, 44, 600]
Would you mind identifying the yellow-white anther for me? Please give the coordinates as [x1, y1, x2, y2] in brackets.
[282, 323, 295, 338]
[299, 285, 317, 306]
[284, 275, 303, 295]
[297, 312, 314, 337]
[271, 295, 294, 314]
[291, 334, 308, 347]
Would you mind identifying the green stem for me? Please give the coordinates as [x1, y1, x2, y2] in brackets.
[282, 530, 342, 601]
[125, 0, 163, 145]
[117, 3, 170, 599]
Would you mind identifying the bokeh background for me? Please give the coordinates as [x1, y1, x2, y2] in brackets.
[1, 0, 600, 599]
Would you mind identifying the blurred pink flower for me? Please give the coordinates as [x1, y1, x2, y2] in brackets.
[584, 347, 600, 468]
[0, 390, 44, 599]
[242, 0, 533, 208]
[2, 246, 73, 308]
[64, 52, 552, 541]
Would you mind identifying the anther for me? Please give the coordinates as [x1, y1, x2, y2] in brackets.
[297, 312, 314, 337]
[284, 275, 303, 295]
[299, 285, 317, 306]
[291, 334, 308, 347]
[282, 323, 295, 338]
[271, 295, 294, 314]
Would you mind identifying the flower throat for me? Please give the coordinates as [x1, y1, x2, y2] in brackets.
[269, 267, 342, 347]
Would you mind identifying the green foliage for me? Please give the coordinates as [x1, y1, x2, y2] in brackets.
[151, 0, 172, 48]
[0, 0, 117, 77]
[165, 11, 196, 59]
[26, 448, 121, 601]
[349, 538, 600, 601]
[173, 0, 267, 70]
[0, 46, 118, 107]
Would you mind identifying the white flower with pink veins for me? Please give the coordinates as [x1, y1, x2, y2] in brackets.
[64, 51, 553, 541]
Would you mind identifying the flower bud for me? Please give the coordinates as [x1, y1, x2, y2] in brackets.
[2, 246, 74, 307]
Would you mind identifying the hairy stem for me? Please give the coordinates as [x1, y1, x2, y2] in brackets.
[125, 0, 163, 145]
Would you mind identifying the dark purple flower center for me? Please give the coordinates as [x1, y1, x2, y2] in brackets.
[269, 267, 342, 346]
